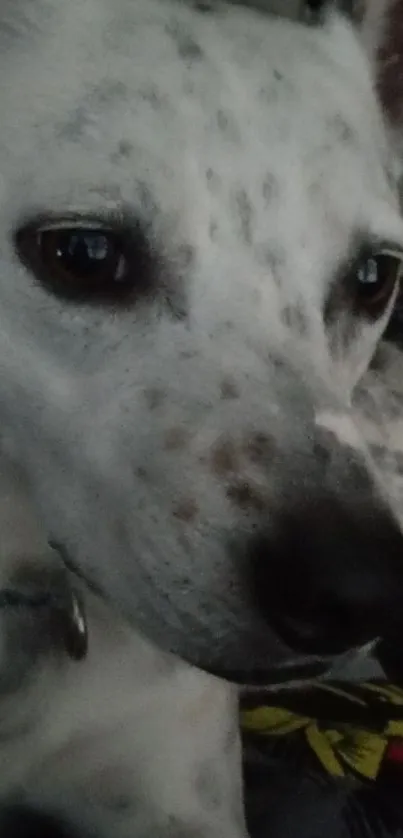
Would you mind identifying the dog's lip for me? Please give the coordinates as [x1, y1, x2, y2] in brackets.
[207, 659, 329, 687]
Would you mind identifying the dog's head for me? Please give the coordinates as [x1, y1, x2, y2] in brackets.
[0, 0, 402, 683]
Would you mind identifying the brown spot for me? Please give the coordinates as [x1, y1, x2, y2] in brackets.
[226, 481, 266, 512]
[180, 349, 199, 360]
[220, 378, 240, 401]
[164, 427, 189, 451]
[144, 388, 166, 410]
[244, 432, 274, 464]
[211, 440, 239, 476]
[172, 498, 199, 522]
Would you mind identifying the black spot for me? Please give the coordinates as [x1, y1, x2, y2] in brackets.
[206, 167, 220, 188]
[179, 349, 199, 359]
[178, 36, 204, 61]
[234, 189, 254, 246]
[220, 378, 240, 400]
[328, 114, 355, 144]
[57, 106, 89, 142]
[209, 219, 219, 242]
[262, 173, 279, 204]
[215, 109, 239, 142]
[118, 140, 133, 157]
[144, 388, 166, 410]
[166, 22, 204, 62]
[0, 4, 54, 48]
[193, 1, 215, 11]
[273, 69, 284, 81]
[164, 427, 189, 451]
[140, 85, 165, 110]
[110, 140, 133, 163]
[255, 245, 285, 280]
[92, 79, 127, 105]
[281, 304, 308, 335]
[206, 169, 221, 196]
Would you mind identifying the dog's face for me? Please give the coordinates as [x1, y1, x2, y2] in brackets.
[0, 0, 402, 681]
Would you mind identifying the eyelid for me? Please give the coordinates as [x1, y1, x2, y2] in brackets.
[35, 220, 115, 234]
[375, 246, 403, 261]
[368, 239, 403, 260]
[16, 208, 133, 239]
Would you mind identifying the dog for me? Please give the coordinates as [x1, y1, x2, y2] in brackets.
[0, 0, 403, 835]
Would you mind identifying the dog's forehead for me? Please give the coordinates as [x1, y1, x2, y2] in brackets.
[0, 0, 400, 309]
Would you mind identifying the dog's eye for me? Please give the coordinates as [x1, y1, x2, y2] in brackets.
[353, 251, 403, 317]
[15, 221, 154, 303]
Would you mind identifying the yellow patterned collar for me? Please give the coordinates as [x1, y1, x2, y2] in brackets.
[241, 682, 403, 781]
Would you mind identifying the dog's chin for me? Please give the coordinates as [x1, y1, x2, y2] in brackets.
[206, 639, 386, 689]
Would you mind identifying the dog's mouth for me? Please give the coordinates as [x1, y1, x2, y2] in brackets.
[49, 541, 387, 690]
[208, 638, 386, 689]
[208, 659, 329, 688]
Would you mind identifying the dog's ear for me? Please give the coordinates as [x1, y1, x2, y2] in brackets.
[348, 0, 396, 61]
[336, 0, 403, 124]
[306, 1, 403, 123]
[373, 0, 403, 126]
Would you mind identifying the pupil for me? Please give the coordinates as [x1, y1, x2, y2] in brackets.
[56, 232, 110, 276]
[358, 258, 378, 287]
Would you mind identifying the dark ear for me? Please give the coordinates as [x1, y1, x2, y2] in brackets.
[350, 0, 395, 59]
[328, 0, 403, 126]
[253, 0, 403, 123]
[376, 0, 403, 124]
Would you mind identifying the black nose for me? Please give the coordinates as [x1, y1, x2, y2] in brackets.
[0, 807, 71, 838]
[250, 494, 403, 655]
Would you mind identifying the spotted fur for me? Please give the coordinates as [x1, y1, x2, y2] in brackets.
[0, 0, 402, 834]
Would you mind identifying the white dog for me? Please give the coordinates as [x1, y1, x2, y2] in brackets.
[0, 0, 403, 835]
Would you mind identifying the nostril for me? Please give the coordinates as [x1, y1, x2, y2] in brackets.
[250, 534, 362, 655]
[0, 807, 72, 838]
[249, 495, 403, 656]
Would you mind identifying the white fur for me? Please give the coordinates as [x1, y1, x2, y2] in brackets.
[0, 0, 402, 834]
